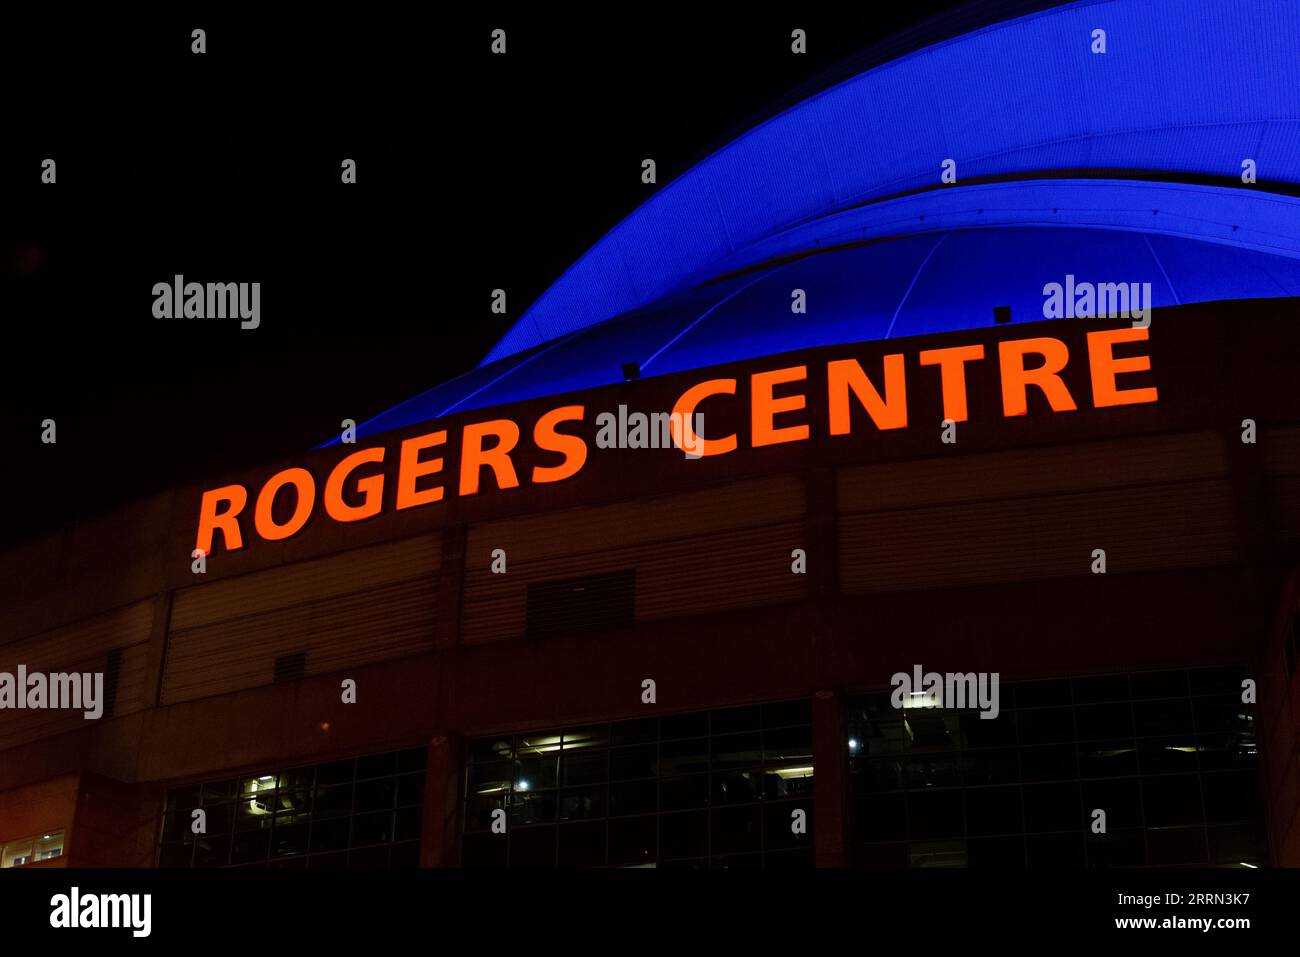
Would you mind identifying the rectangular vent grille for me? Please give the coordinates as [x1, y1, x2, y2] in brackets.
[526, 570, 635, 640]
[273, 651, 308, 685]
[102, 647, 123, 719]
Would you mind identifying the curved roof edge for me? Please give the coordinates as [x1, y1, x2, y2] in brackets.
[485, 0, 1300, 365]
[325, 178, 1300, 446]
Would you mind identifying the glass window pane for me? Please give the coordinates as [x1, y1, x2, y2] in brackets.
[764, 801, 812, 851]
[354, 777, 396, 813]
[965, 786, 1023, 837]
[559, 785, 606, 821]
[711, 732, 762, 770]
[396, 748, 427, 774]
[712, 805, 761, 855]
[513, 755, 558, 792]
[562, 725, 609, 750]
[563, 750, 609, 787]
[313, 783, 354, 819]
[763, 725, 812, 764]
[557, 821, 606, 867]
[230, 829, 270, 865]
[658, 811, 706, 861]
[469, 737, 514, 763]
[660, 774, 709, 811]
[1130, 669, 1189, 700]
[659, 737, 708, 777]
[1021, 783, 1080, 833]
[659, 712, 708, 740]
[316, 759, 355, 785]
[611, 717, 658, 745]
[201, 779, 237, 803]
[711, 705, 761, 735]
[763, 699, 811, 729]
[351, 810, 395, 848]
[356, 752, 396, 780]
[193, 834, 232, 867]
[1072, 674, 1129, 704]
[164, 747, 433, 869]
[763, 765, 814, 800]
[608, 816, 656, 867]
[1, 840, 34, 868]
[1077, 740, 1137, 778]
[610, 745, 657, 781]
[712, 769, 762, 806]
[508, 790, 557, 826]
[609, 779, 657, 817]
[394, 805, 423, 842]
[395, 773, 425, 808]
[509, 826, 556, 867]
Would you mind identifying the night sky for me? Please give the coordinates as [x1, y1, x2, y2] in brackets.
[2, 3, 1070, 547]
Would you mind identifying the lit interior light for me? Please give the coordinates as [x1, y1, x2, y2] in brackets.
[1239, 862, 1257, 869]
[848, 738, 859, 752]
[518, 736, 563, 754]
[516, 779, 530, 792]
[772, 765, 814, 779]
[901, 693, 941, 710]
[247, 777, 276, 814]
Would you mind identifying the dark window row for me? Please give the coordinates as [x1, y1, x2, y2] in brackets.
[852, 773, 1263, 839]
[854, 821, 1266, 868]
[846, 667, 1267, 868]
[160, 747, 425, 868]
[847, 666, 1257, 762]
[464, 702, 815, 867]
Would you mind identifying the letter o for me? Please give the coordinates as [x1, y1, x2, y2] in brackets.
[254, 468, 316, 541]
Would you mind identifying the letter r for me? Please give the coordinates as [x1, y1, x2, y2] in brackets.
[196, 484, 248, 555]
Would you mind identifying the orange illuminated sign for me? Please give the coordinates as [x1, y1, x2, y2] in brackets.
[195, 328, 1158, 556]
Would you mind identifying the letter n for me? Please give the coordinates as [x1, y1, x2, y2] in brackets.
[827, 356, 907, 433]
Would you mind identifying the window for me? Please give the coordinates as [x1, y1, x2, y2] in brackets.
[1, 831, 65, 868]
[159, 746, 425, 868]
[463, 699, 814, 868]
[846, 666, 1266, 868]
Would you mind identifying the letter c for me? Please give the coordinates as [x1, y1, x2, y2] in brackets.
[671, 378, 737, 456]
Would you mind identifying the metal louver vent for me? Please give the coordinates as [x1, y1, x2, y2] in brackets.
[526, 570, 636, 640]
[102, 647, 124, 719]
[273, 651, 308, 685]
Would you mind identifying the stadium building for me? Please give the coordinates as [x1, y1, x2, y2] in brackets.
[3, 0, 1300, 868]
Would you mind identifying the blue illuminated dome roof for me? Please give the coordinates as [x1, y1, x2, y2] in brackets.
[344, 0, 1300, 442]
